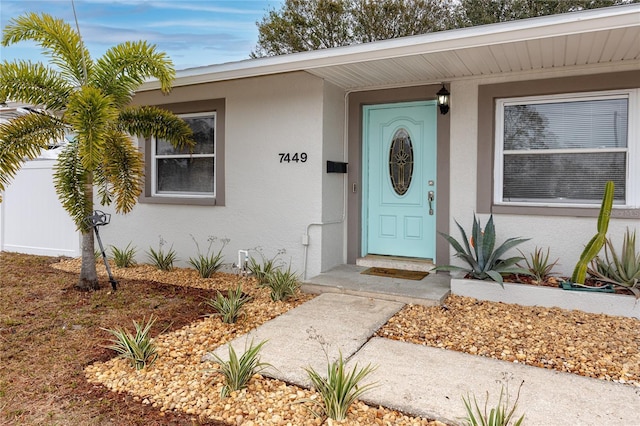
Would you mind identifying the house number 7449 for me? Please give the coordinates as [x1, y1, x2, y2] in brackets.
[278, 152, 307, 163]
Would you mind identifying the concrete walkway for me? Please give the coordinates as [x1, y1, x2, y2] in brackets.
[209, 293, 640, 426]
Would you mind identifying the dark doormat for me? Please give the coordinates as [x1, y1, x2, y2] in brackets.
[361, 267, 429, 280]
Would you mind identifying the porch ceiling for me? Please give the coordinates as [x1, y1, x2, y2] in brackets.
[139, 5, 640, 92]
[304, 26, 640, 90]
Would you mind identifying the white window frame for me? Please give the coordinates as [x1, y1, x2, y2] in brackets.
[494, 89, 639, 209]
[151, 112, 216, 199]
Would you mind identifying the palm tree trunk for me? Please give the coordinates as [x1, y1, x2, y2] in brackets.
[77, 173, 99, 290]
[78, 229, 99, 290]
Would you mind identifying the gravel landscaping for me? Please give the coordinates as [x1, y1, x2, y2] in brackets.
[377, 295, 640, 387]
[54, 259, 446, 425]
[52, 259, 640, 425]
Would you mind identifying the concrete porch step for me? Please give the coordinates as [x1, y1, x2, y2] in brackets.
[356, 254, 435, 272]
[303, 264, 449, 307]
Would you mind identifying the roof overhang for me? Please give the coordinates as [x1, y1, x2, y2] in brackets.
[138, 4, 640, 92]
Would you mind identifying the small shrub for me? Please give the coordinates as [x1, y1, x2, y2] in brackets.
[265, 265, 300, 302]
[305, 351, 377, 421]
[188, 235, 229, 278]
[247, 248, 285, 285]
[462, 381, 525, 426]
[110, 242, 137, 268]
[146, 236, 176, 271]
[590, 228, 640, 298]
[517, 247, 558, 283]
[434, 214, 530, 285]
[103, 316, 158, 370]
[205, 285, 251, 324]
[206, 339, 271, 398]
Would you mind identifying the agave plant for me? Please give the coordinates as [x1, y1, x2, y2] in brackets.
[517, 247, 558, 283]
[589, 228, 640, 298]
[435, 214, 530, 285]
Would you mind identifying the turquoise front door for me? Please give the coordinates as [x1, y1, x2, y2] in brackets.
[363, 101, 437, 259]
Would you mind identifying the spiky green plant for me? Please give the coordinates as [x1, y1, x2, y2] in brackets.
[305, 351, 377, 421]
[205, 285, 251, 324]
[462, 382, 525, 426]
[146, 236, 176, 271]
[188, 236, 228, 278]
[0, 12, 193, 290]
[571, 181, 614, 284]
[590, 228, 640, 298]
[265, 265, 300, 302]
[102, 316, 158, 370]
[206, 339, 271, 398]
[247, 249, 285, 285]
[435, 214, 530, 286]
[517, 247, 558, 283]
[110, 242, 137, 268]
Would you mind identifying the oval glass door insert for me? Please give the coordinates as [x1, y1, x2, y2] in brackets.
[389, 128, 414, 196]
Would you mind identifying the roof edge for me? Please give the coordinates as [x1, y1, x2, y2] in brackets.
[138, 4, 640, 92]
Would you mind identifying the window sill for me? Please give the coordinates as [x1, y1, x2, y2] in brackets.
[492, 204, 639, 219]
[139, 195, 220, 206]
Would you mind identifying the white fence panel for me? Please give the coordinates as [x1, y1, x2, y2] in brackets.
[0, 160, 80, 257]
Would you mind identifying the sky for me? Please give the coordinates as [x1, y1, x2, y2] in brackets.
[0, 0, 284, 71]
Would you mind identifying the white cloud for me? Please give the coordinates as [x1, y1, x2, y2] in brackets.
[0, 0, 279, 69]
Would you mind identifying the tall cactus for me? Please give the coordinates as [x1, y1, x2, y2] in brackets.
[571, 181, 615, 284]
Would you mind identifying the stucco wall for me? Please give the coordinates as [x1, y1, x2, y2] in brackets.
[317, 82, 347, 275]
[448, 63, 640, 276]
[101, 72, 331, 278]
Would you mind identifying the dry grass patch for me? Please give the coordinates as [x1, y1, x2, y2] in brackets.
[0, 252, 228, 425]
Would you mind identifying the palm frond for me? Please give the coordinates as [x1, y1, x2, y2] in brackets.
[66, 86, 118, 171]
[53, 141, 91, 230]
[118, 106, 194, 150]
[91, 41, 176, 106]
[102, 130, 144, 214]
[0, 113, 65, 193]
[0, 61, 72, 110]
[93, 163, 112, 207]
[1, 12, 92, 86]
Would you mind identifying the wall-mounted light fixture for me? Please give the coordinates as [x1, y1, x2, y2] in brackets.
[437, 84, 450, 115]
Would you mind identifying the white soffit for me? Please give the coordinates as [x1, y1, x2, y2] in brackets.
[139, 5, 640, 92]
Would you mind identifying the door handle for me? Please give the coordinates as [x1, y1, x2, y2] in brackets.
[428, 191, 434, 215]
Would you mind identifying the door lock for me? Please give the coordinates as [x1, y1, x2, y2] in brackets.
[428, 191, 435, 215]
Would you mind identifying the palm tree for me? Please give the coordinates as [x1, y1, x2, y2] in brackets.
[0, 13, 193, 290]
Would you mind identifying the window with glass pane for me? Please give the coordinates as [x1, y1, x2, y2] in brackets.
[153, 113, 215, 197]
[497, 94, 629, 205]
